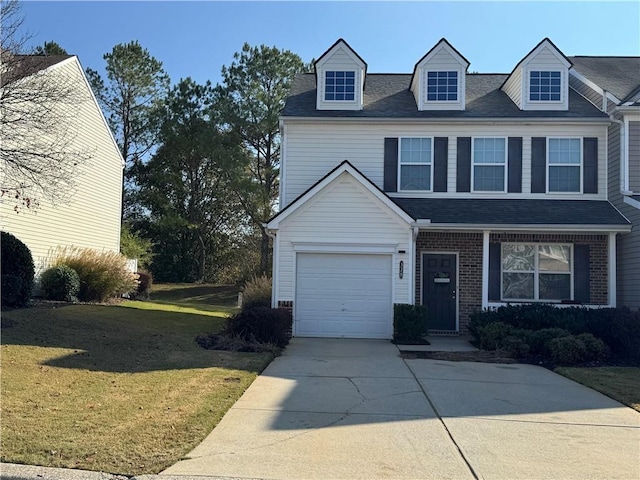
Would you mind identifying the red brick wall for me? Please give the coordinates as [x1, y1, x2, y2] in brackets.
[416, 231, 609, 334]
[416, 232, 483, 333]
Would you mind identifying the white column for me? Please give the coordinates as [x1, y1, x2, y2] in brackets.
[608, 232, 617, 307]
[482, 230, 490, 309]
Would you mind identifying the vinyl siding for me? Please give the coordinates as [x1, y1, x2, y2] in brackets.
[0, 58, 123, 276]
[276, 172, 412, 304]
[502, 66, 523, 109]
[283, 121, 607, 206]
[629, 121, 640, 192]
[607, 119, 639, 308]
[521, 46, 569, 111]
[316, 45, 364, 111]
[417, 48, 466, 111]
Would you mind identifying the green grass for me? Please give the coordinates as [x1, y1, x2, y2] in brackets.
[555, 367, 640, 412]
[0, 284, 271, 475]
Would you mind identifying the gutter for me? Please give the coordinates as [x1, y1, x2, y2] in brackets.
[411, 223, 631, 233]
[279, 116, 610, 125]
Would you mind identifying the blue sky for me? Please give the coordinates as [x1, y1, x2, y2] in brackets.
[20, 1, 640, 87]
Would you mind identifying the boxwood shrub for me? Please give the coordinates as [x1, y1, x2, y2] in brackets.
[1, 231, 35, 307]
[393, 304, 429, 343]
[40, 265, 80, 301]
[225, 307, 292, 348]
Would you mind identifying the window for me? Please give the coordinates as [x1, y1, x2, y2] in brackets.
[530, 71, 561, 101]
[502, 244, 572, 301]
[473, 138, 506, 192]
[427, 71, 458, 101]
[548, 138, 581, 192]
[324, 71, 355, 101]
[399, 138, 432, 191]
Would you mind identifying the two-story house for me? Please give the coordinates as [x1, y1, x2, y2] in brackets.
[266, 38, 634, 339]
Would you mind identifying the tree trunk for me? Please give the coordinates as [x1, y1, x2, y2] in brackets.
[260, 228, 270, 275]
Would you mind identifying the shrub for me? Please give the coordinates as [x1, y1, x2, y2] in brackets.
[52, 247, 138, 302]
[133, 270, 153, 300]
[40, 265, 80, 301]
[120, 223, 154, 270]
[225, 307, 292, 348]
[1, 231, 35, 307]
[241, 275, 272, 310]
[527, 328, 571, 355]
[585, 308, 640, 362]
[575, 333, 610, 362]
[477, 322, 514, 350]
[501, 335, 531, 357]
[548, 335, 588, 365]
[393, 304, 429, 343]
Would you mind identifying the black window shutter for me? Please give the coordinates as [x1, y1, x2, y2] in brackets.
[574, 244, 591, 303]
[508, 137, 523, 193]
[434, 137, 448, 192]
[583, 137, 598, 194]
[383, 138, 399, 192]
[531, 137, 546, 193]
[456, 137, 471, 192]
[488, 242, 501, 302]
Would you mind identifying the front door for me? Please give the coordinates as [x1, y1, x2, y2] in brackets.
[422, 254, 457, 331]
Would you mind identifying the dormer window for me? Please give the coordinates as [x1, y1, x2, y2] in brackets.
[427, 71, 458, 101]
[529, 71, 561, 101]
[324, 71, 355, 101]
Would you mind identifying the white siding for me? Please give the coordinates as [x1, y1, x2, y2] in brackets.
[521, 45, 569, 111]
[502, 66, 523, 109]
[0, 58, 123, 276]
[316, 44, 365, 111]
[411, 44, 466, 111]
[276, 172, 412, 305]
[283, 120, 607, 205]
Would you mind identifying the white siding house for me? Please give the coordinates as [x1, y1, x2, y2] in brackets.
[1, 55, 124, 277]
[270, 38, 635, 339]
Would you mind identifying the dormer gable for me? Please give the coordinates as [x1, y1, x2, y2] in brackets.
[314, 39, 367, 111]
[501, 38, 572, 111]
[410, 38, 469, 111]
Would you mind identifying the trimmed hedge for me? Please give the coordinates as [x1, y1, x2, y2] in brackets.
[225, 307, 292, 348]
[394, 304, 429, 343]
[469, 305, 640, 363]
[1, 232, 35, 307]
[40, 265, 80, 301]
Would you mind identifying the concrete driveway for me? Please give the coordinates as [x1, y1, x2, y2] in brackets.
[163, 338, 640, 480]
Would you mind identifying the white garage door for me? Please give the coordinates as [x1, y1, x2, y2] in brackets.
[295, 253, 393, 339]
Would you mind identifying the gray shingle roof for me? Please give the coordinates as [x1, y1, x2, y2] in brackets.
[569, 56, 640, 103]
[391, 198, 630, 226]
[283, 73, 607, 119]
[1, 54, 73, 87]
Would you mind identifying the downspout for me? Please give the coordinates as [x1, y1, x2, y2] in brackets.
[607, 90, 627, 194]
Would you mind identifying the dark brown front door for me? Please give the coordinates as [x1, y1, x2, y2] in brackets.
[422, 254, 457, 331]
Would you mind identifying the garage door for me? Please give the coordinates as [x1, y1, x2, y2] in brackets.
[295, 253, 393, 338]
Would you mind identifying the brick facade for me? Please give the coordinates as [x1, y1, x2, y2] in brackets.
[416, 231, 609, 334]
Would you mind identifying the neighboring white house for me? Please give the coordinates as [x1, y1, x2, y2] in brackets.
[0, 54, 124, 276]
[267, 38, 635, 339]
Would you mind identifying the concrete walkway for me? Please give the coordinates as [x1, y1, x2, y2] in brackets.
[163, 338, 640, 480]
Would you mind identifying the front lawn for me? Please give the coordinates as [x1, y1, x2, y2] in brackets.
[0, 284, 272, 475]
[555, 367, 640, 413]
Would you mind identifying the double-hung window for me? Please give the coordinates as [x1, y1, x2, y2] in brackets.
[472, 137, 506, 192]
[530, 71, 561, 101]
[548, 138, 581, 192]
[427, 71, 458, 101]
[399, 137, 432, 191]
[324, 71, 355, 101]
[502, 244, 572, 301]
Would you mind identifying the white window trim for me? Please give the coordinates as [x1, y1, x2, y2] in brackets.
[323, 69, 358, 104]
[501, 243, 574, 302]
[424, 69, 460, 104]
[546, 137, 583, 194]
[527, 69, 565, 105]
[471, 136, 508, 193]
[398, 137, 434, 192]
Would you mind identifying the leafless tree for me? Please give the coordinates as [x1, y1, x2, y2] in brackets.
[1, 0, 92, 211]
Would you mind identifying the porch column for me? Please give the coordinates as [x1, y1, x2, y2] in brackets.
[608, 232, 617, 307]
[482, 230, 490, 309]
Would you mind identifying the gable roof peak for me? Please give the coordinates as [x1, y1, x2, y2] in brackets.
[313, 38, 367, 71]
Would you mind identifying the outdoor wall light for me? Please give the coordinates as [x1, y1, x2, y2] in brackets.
[399, 260, 404, 279]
